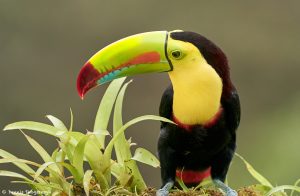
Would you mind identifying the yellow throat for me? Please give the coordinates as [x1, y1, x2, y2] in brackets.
[167, 41, 223, 125]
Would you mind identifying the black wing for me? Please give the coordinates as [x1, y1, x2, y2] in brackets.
[221, 87, 241, 133]
[211, 88, 240, 181]
[159, 85, 174, 123]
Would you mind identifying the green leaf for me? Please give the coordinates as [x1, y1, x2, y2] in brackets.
[68, 131, 85, 146]
[0, 157, 47, 183]
[105, 115, 174, 157]
[176, 177, 189, 192]
[105, 115, 173, 192]
[235, 153, 273, 188]
[132, 147, 160, 168]
[46, 115, 68, 131]
[93, 77, 126, 148]
[0, 149, 36, 177]
[194, 179, 214, 190]
[294, 178, 300, 186]
[34, 161, 56, 180]
[69, 108, 74, 132]
[59, 142, 74, 163]
[0, 158, 40, 167]
[266, 185, 300, 196]
[113, 80, 132, 164]
[112, 80, 147, 191]
[110, 160, 123, 177]
[11, 180, 61, 192]
[83, 170, 93, 196]
[51, 148, 59, 160]
[4, 121, 61, 136]
[22, 132, 61, 175]
[110, 160, 135, 188]
[34, 161, 77, 187]
[247, 184, 272, 194]
[58, 162, 81, 183]
[72, 135, 90, 182]
[17, 133, 69, 191]
[89, 130, 110, 136]
[83, 136, 104, 167]
[118, 172, 133, 187]
[53, 149, 65, 174]
[0, 170, 30, 180]
[291, 178, 300, 196]
[77, 134, 109, 190]
[0, 158, 69, 192]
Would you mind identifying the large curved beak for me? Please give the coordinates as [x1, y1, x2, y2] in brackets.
[77, 31, 171, 99]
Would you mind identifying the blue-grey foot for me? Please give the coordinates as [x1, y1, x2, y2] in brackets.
[156, 182, 174, 196]
[213, 179, 237, 196]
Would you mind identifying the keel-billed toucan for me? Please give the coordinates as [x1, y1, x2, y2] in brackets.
[77, 30, 240, 196]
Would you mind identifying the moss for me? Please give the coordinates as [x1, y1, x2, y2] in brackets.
[139, 186, 267, 196]
[237, 187, 262, 196]
[140, 187, 224, 196]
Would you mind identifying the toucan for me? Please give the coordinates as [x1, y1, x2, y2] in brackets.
[77, 30, 241, 196]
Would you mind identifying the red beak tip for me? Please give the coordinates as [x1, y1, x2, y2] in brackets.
[77, 86, 86, 100]
[76, 83, 85, 99]
[77, 61, 101, 100]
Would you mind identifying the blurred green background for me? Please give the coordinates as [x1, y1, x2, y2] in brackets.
[1, 0, 300, 191]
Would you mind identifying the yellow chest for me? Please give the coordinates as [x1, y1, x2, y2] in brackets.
[168, 64, 223, 125]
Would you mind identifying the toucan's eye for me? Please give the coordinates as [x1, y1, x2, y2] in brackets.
[171, 50, 183, 60]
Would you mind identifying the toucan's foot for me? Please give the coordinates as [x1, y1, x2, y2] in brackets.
[226, 189, 238, 196]
[213, 179, 237, 196]
[156, 188, 169, 196]
[156, 182, 174, 196]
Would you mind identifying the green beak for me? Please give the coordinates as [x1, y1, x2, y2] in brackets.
[77, 31, 171, 98]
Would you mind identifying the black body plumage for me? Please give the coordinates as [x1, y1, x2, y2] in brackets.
[157, 32, 241, 188]
[158, 85, 240, 187]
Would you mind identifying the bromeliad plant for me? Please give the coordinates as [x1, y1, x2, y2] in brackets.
[171, 153, 300, 196]
[1, 78, 300, 196]
[233, 154, 300, 196]
[1, 78, 173, 195]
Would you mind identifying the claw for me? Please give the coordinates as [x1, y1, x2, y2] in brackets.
[156, 182, 174, 196]
[226, 189, 238, 196]
[156, 188, 169, 196]
[213, 179, 237, 196]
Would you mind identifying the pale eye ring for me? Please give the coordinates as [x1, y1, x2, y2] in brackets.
[171, 50, 183, 59]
